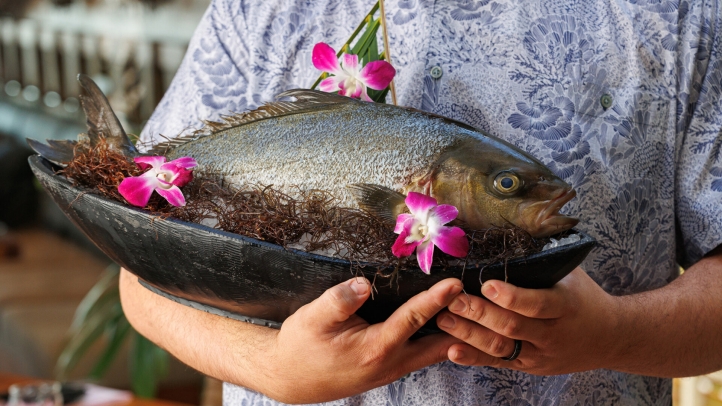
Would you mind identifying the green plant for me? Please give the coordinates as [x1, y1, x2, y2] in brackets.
[56, 265, 169, 398]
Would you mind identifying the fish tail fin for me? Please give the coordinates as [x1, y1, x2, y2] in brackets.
[77, 74, 138, 157]
[27, 75, 139, 166]
[26, 138, 76, 166]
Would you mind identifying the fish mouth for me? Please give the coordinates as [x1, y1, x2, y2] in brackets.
[519, 188, 579, 238]
[536, 188, 579, 237]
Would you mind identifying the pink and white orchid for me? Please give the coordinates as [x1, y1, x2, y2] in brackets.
[118, 156, 197, 207]
[392, 192, 469, 274]
[312, 42, 396, 102]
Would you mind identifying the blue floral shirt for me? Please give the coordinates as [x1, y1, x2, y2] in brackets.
[140, 0, 722, 404]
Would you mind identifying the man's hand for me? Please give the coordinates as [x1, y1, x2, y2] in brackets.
[120, 269, 463, 404]
[259, 277, 463, 403]
[435, 267, 618, 375]
[435, 248, 722, 378]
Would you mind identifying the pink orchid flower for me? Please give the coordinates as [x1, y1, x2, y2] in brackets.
[392, 192, 469, 274]
[312, 42, 396, 102]
[118, 156, 197, 207]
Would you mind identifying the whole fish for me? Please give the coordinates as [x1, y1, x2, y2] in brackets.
[29, 75, 578, 238]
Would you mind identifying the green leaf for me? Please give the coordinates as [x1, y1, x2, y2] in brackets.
[370, 87, 390, 103]
[351, 19, 381, 58]
[55, 299, 124, 380]
[68, 265, 120, 334]
[88, 316, 132, 380]
[130, 333, 169, 398]
[368, 32, 379, 63]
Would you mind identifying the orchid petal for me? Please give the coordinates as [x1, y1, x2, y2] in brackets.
[405, 192, 438, 216]
[118, 176, 158, 207]
[134, 156, 166, 170]
[392, 230, 421, 258]
[319, 76, 344, 92]
[139, 169, 159, 178]
[430, 204, 459, 225]
[312, 43, 341, 74]
[156, 178, 173, 187]
[433, 226, 469, 258]
[359, 88, 373, 102]
[359, 60, 396, 90]
[159, 162, 184, 175]
[172, 168, 194, 187]
[168, 156, 197, 169]
[394, 213, 414, 234]
[416, 241, 435, 274]
[341, 53, 359, 73]
[347, 84, 363, 99]
[155, 185, 186, 207]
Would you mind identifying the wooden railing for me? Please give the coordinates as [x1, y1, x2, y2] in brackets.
[0, 0, 209, 133]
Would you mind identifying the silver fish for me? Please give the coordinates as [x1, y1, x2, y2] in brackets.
[29, 75, 578, 238]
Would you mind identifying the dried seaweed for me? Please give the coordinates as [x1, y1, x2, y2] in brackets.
[59, 141, 547, 273]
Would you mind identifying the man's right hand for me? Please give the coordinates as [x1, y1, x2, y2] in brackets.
[120, 269, 463, 404]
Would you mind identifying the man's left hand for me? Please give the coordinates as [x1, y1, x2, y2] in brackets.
[436, 267, 620, 375]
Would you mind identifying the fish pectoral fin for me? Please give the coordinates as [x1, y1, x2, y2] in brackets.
[27, 138, 76, 167]
[348, 184, 407, 225]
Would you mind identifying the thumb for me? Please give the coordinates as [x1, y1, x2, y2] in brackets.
[299, 277, 371, 331]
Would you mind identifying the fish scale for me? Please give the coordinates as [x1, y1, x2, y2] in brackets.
[166, 100, 466, 207]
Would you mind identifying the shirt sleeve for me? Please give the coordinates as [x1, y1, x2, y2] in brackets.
[675, 0, 722, 268]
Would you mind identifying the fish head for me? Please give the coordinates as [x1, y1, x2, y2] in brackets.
[428, 137, 579, 238]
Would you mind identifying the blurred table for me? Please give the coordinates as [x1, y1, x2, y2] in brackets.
[0, 373, 192, 406]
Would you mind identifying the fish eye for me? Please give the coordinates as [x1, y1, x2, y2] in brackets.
[494, 172, 521, 194]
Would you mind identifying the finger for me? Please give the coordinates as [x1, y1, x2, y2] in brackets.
[436, 310, 517, 358]
[481, 279, 566, 319]
[445, 293, 542, 340]
[398, 333, 462, 373]
[447, 343, 520, 369]
[298, 277, 371, 331]
[376, 278, 463, 348]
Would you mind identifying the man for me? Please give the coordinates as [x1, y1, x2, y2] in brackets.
[122, 0, 722, 404]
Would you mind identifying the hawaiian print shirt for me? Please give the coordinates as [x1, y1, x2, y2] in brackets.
[140, 0, 722, 404]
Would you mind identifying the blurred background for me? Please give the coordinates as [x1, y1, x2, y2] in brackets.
[0, 0, 222, 404]
[0, 0, 720, 405]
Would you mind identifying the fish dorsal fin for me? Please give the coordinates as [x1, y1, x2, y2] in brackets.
[147, 89, 355, 155]
[348, 184, 408, 226]
[400, 107, 478, 132]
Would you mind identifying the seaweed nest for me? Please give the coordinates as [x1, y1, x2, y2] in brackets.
[59, 141, 548, 276]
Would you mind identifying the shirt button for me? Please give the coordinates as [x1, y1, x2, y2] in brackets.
[600, 93, 613, 110]
[430, 65, 443, 79]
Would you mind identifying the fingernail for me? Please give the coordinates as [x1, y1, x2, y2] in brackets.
[438, 315, 455, 329]
[452, 348, 466, 361]
[449, 283, 463, 296]
[350, 280, 368, 296]
[482, 283, 498, 299]
[448, 298, 466, 312]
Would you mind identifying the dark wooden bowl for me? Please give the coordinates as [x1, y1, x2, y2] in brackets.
[30, 156, 595, 335]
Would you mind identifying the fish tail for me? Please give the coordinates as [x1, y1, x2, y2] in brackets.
[27, 74, 138, 166]
[26, 138, 76, 166]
